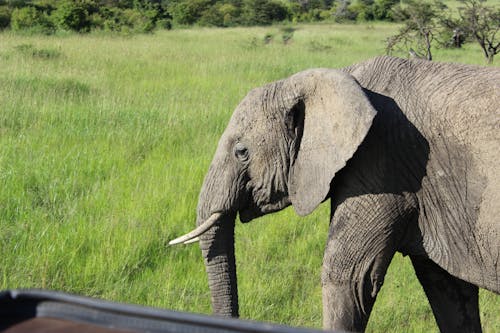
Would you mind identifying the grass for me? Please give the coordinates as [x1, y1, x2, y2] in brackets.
[0, 23, 498, 332]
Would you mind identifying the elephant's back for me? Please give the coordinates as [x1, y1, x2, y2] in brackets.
[349, 56, 499, 178]
[347, 56, 498, 140]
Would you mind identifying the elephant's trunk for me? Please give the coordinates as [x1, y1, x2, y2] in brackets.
[195, 155, 241, 317]
[198, 213, 238, 317]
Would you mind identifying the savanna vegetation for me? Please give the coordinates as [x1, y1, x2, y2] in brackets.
[1, 0, 499, 64]
[0, 18, 499, 333]
[0, 0, 410, 31]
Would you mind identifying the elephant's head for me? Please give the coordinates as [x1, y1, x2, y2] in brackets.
[169, 69, 377, 317]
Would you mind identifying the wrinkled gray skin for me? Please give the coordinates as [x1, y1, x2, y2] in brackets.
[190, 56, 499, 332]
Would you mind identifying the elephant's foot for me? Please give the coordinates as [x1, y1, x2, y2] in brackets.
[410, 256, 482, 333]
[322, 281, 372, 332]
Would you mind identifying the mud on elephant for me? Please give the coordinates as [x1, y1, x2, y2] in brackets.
[170, 56, 499, 332]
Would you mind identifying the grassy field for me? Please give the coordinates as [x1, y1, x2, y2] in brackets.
[0, 23, 498, 332]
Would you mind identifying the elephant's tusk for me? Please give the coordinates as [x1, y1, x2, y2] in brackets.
[168, 213, 222, 246]
[183, 237, 200, 244]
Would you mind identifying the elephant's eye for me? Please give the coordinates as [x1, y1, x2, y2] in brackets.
[234, 142, 249, 162]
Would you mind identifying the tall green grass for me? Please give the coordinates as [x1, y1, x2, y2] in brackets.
[0, 23, 498, 332]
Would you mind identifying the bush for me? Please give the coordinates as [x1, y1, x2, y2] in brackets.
[0, 6, 11, 29]
[169, 0, 211, 26]
[94, 7, 122, 31]
[333, 0, 358, 22]
[51, 0, 91, 32]
[332, 0, 398, 22]
[372, 0, 398, 20]
[155, 18, 172, 30]
[219, 3, 240, 26]
[11, 6, 54, 34]
[0, 0, 410, 31]
[199, 4, 224, 26]
[242, 0, 289, 25]
[93, 7, 158, 33]
[197, 2, 240, 27]
[348, 1, 374, 21]
[122, 8, 157, 33]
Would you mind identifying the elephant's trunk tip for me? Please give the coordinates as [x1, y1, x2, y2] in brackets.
[168, 212, 222, 246]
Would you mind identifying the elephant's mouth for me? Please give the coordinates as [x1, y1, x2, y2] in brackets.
[238, 208, 261, 223]
[239, 196, 291, 223]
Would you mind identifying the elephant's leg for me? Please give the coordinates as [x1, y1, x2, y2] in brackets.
[410, 256, 481, 333]
[322, 194, 409, 332]
[321, 246, 394, 332]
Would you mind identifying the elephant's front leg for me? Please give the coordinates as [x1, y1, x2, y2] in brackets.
[322, 194, 412, 332]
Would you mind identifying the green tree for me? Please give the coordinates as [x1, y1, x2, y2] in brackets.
[437, 13, 466, 48]
[198, 3, 224, 26]
[51, 0, 91, 32]
[10, 5, 54, 33]
[333, 0, 357, 21]
[32, 0, 59, 12]
[372, 0, 398, 20]
[4, 0, 31, 8]
[219, 3, 240, 26]
[169, 0, 211, 25]
[386, 0, 446, 60]
[458, 0, 500, 64]
[241, 0, 288, 25]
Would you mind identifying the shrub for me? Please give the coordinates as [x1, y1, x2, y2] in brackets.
[96, 7, 121, 31]
[372, 0, 398, 20]
[11, 6, 54, 34]
[242, 0, 289, 25]
[197, 2, 241, 27]
[122, 8, 156, 33]
[220, 3, 240, 26]
[0, 6, 11, 29]
[333, 0, 358, 22]
[51, 0, 91, 32]
[169, 0, 211, 26]
[260, 0, 289, 23]
[155, 18, 172, 30]
[199, 4, 224, 27]
[88, 11, 105, 29]
[348, 1, 374, 21]
[94, 7, 158, 33]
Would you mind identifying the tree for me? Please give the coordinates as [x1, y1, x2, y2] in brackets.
[51, 0, 91, 32]
[438, 13, 467, 48]
[333, 0, 357, 21]
[386, 0, 446, 60]
[241, 0, 288, 25]
[169, 0, 211, 25]
[458, 0, 500, 64]
[198, 3, 224, 26]
[10, 5, 54, 33]
[372, 0, 399, 20]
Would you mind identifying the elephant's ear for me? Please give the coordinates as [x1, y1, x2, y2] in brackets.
[287, 70, 377, 216]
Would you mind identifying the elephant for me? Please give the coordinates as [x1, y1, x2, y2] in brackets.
[170, 56, 499, 332]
